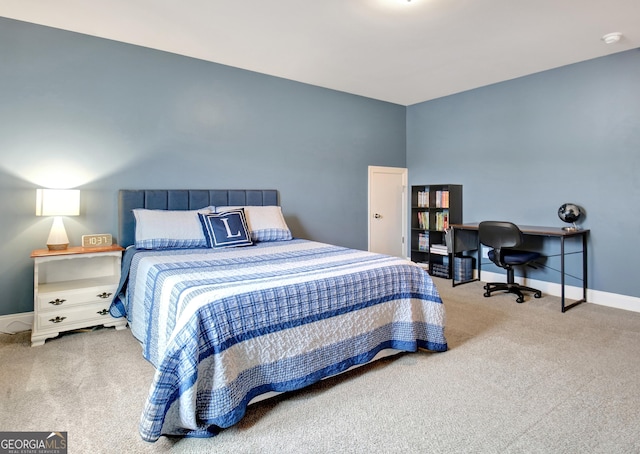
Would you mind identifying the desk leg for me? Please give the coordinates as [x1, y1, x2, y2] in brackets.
[477, 237, 482, 282]
[583, 233, 588, 301]
[451, 228, 458, 287]
[561, 232, 588, 313]
[561, 237, 566, 312]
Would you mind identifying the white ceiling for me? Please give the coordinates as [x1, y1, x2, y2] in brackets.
[1, 0, 639, 105]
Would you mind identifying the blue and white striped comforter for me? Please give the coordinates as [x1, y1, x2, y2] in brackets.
[112, 239, 447, 442]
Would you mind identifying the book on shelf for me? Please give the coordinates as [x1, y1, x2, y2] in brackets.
[434, 210, 449, 231]
[429, 244, 448, 255]
[417, 211, 429, 230]
[417, 191, 429, 208]
[434, 190, 449, 208]
[431, 254, 450, 277]
[418, 232, 429, 251]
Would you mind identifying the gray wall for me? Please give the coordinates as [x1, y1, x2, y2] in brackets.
[0, 18, 406, 316]
[407, 49, 640, 298]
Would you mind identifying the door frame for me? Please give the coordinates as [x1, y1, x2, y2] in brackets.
[367, 165, 408, 258]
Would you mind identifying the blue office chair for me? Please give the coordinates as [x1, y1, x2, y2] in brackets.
[479, 221, 542, 304]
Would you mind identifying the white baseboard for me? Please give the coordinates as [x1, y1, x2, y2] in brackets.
[0, 312, 33, 334]
[479, 271, 640, 313]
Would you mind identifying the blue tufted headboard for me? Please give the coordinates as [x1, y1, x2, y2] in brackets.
[118, 189, 279, 248]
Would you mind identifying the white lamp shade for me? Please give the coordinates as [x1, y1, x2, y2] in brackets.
[36, 189, 80, 216]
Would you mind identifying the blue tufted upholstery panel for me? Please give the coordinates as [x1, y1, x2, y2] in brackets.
[118, 189, 278, 247]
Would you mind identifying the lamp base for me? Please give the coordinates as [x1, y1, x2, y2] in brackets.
[46, 217, 70, 251]
[47, 243, 69, 251]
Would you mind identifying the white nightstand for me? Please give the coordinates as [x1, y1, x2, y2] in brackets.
[30, 245, 127, 346]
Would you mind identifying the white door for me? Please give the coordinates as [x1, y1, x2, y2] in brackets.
[368, 166, 408, 258]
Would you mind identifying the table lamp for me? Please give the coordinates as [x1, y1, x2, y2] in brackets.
[36, 189, 80, 250]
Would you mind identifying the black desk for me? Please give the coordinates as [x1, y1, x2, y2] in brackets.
[450, 223, 589, 312]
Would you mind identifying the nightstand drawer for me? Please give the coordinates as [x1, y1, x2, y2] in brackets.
[36, 284, 118, 310]
[35, 300, 117, 330]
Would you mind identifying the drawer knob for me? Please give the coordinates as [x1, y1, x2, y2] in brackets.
[49, 316, 66, 324]
[48, 298, 66, 306]
[97, 309, 109, 316]
[97, 292, 113, 299]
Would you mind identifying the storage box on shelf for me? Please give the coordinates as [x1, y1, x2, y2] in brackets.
[411, 185, 462, 279]
[30, 245, 127, 346]
[453, 255, 474, 282]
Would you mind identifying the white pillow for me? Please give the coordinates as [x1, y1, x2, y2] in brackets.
[217, 206, 292, 242]
[133, 208, 213, 249]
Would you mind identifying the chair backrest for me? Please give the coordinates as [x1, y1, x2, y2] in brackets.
[478, 221, 523, 249]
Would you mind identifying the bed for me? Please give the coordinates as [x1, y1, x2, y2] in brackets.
[110, 189, 447, 442]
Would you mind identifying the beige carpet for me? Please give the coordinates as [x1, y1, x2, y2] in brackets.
[1, 278, 640, 453]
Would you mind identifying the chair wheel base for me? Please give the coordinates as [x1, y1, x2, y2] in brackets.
[482, 282, 542, 304]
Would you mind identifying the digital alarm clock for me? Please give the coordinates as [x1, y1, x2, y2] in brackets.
[81, 234, 113, 248]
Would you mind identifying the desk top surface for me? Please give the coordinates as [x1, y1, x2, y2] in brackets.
[451, 223, 589, 237]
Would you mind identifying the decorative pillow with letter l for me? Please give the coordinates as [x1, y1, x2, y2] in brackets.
[198, 209, 254, 248]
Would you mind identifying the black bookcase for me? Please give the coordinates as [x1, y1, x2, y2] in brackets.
[410, 184, 462, 278]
